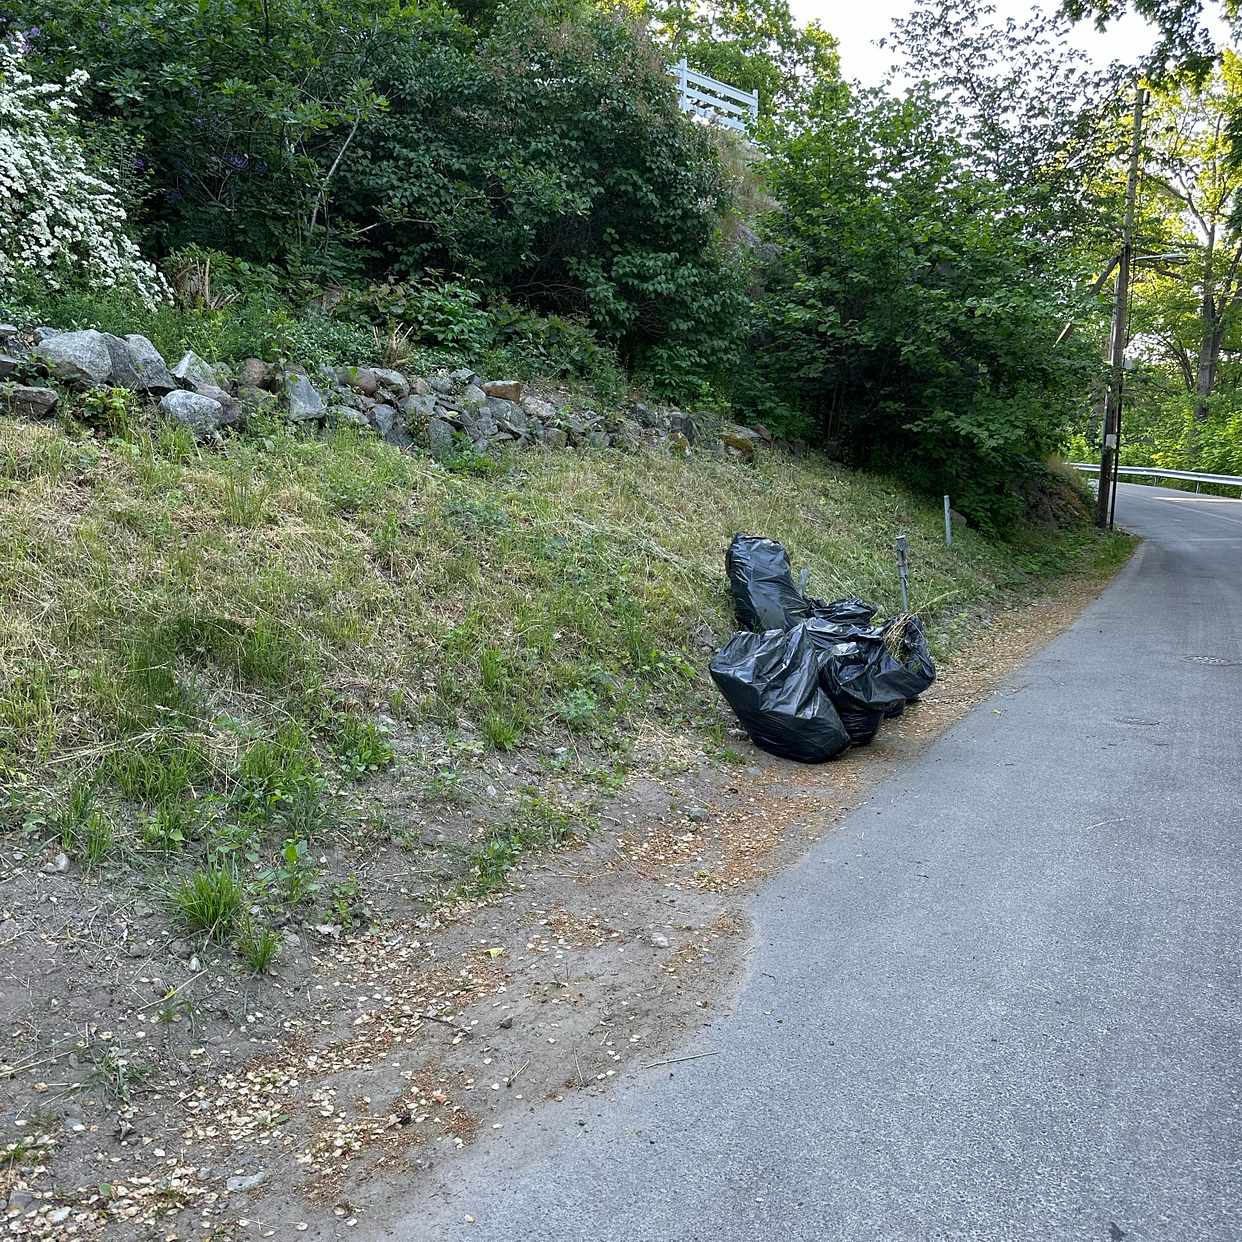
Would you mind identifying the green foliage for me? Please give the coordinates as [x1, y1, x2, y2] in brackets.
[482, 706, 526, 751]
[63, 805, 114, 871]
[1069, 57, 1242, 482]
[171, 862, 242, 941]
[484, 303, 625, 389]
[4, 0, 389, 267]
[331, 714, 395, 778]
[748, 88, 1100, 529]
[343, 279, 493, 354]
[264, 836, 320, 906]
[78, 387, 138, 438]
[554, 687, 601, 732]
[887, 1, 1126, 255]
[463, 793, 580, 894]
[237, 919, 281, 974]
[339, 2, 745, 393]
[233, 723, 325, 828]
[105, 734, 211, 804]
[140, 801, 193, 853]
[10, 0, 746, 400]
[89, 1047, 154, 1104]
[329, 874, 365, 928]
[8, 267, 373, 372]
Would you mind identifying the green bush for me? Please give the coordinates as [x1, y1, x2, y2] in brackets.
[747, 91, 1098, 529]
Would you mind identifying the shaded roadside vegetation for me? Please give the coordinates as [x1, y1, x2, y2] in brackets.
[0, 0, 1154, 530]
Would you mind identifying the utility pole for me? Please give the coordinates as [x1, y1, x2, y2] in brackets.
[1096, 82, 1146, 528]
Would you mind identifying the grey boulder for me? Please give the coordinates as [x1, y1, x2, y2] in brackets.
[668, 411, 698, 445]
[159, 389, 228, 438]
[341, 366, 380, 396]
[369, 403, 397, 437]
[171, 350, 217, 388]
[522, 395, 556, 422]
[194, 384, 241, 424]
[284, 373, 325, 421]
[611, 417, 644, 451]
[225, 1171, 268, 1194]
[237, 385, 275, 412]
[330, 405, 371, 431]
[372, 368, 409, 400]
[399, 393, 437, 422]
[488, 398, 527, 435]
[0, 353, 22, 379]
[426, 417, 457, 460]
[122, 334, 178, 394]
[5, 385, 59, 418]
[34, 330, 113, 387]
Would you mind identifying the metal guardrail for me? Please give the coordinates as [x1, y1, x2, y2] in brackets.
[1070, 462, 1242, 492]
[669, 59, 759, 133]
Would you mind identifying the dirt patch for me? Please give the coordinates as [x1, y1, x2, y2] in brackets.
[0, 562, 1122, 1239]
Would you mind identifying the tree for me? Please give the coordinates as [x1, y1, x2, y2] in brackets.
[645, 0, 840, 117]
[2, 0, 395, 270]
[1060, 0, 1239, 80]
[337, 1, 747, 388]
[746, 87, 1100, 528]
[884, 0, 1129, 256]
[1136, 54, 1242, 431]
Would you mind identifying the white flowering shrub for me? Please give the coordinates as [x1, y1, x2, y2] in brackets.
[0, 45, 167, 307]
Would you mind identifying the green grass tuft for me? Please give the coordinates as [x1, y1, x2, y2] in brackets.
[237, 919, 281, 974]
[171, 862, 243, 941]
[331, 714, 394, 778]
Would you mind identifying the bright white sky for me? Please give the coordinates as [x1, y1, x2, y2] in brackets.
[793, 0, 1220, 87]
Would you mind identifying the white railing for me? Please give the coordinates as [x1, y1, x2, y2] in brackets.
[669, 58, 759, 134]
[1070, 462, 1242, 493]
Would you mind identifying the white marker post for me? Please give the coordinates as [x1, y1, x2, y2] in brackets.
[944, 495, 952, 547]
[894, 534, 910, 613]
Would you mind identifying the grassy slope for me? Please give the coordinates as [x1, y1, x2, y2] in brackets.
[0, 412, 1130, 944]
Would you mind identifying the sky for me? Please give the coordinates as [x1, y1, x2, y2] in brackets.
[791, 0, 1221, 87]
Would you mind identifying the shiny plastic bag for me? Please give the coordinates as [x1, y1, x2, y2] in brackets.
[726, 534, 811, 632]
[709, 625, 851, 763]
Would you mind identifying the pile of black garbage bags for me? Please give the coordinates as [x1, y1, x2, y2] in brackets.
[709, 534, 936, 763]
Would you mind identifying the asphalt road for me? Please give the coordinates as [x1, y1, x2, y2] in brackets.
[387, 484, 1242, 1242]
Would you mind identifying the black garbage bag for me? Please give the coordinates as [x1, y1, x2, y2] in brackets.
[872, 616, 937, 701]
[808, 594, 878, 627]
[726, 535, 810, 632]
[709, 626, 850, 763]
[803, 621, 900, 745]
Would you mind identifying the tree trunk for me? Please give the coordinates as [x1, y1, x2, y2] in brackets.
[1192, 221, 1218, 426]
[1192, 316, 1219, 425]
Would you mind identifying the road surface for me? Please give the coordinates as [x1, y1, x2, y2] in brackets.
[383, 484, 1242, 1241]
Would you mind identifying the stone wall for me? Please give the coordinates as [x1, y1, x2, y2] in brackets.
[0, 325, 772, 462]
